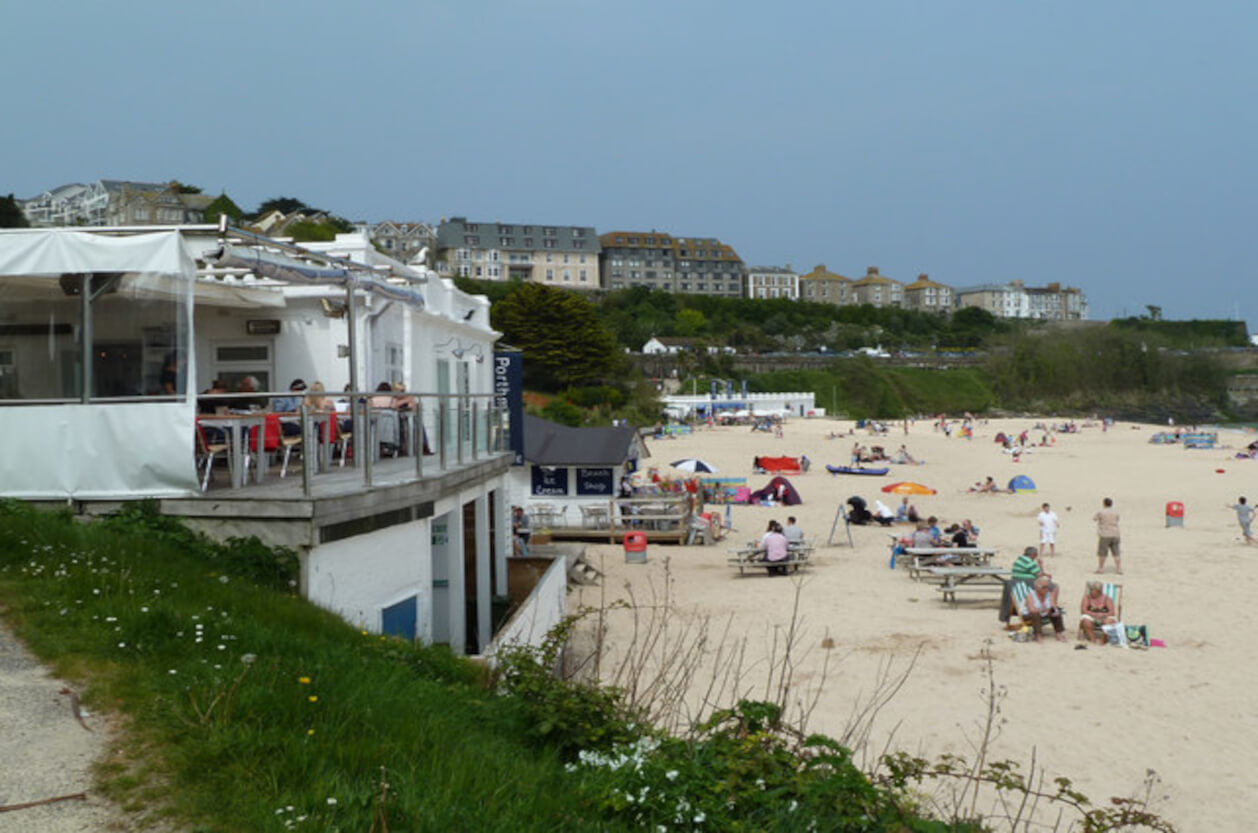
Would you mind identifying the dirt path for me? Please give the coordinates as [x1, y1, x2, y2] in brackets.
[0, 620, 125, 833]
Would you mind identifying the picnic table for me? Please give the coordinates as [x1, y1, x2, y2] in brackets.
[927, 565, 1010, 604]
[727, 541, 814, 576]
[904, 547, 997, 581]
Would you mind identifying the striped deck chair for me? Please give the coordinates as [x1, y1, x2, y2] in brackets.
[1077, 582, 1123, 641]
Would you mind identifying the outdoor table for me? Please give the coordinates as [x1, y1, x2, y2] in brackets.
[904, 547, 997, 580]
[926, 565, 1011, 604]
[197, 413, 267, 488]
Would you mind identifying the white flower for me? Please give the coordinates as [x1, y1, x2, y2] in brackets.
[693, 811, 706, 823]
[168, 669, 177, 675]
[326, 797, 338, 806]
[117, 642, 126, 648]
[219, 576, 229, 584]
[241, 653, 257, 665]
[140, 606, 149, 613]
[666, 769, 679, 781]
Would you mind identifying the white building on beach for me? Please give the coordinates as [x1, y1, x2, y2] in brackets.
[0, 225, 559, 656]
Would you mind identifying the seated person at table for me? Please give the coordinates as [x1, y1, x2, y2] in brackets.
[926, 516, 942, 544]
[946, 523, 969, 548]
[1079, 581, 1118, 645]
[909, 521, 935, 549]
[235, 375, 268, 411]
[197, 379, 230, 415]
[761, 520, 790, 576]
[782, 516, 805, 546]
[369, 382, 396, 409]
[272, 378, 308, 436]
[961, 519, 980, 542]
[1020, 576, 1067, 642]
[391, 381, 417, 411]
[304, 381, 335, 412]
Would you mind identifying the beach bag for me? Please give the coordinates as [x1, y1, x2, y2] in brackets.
[1101, 622, 1128, 647]
[1125, 624, 1150, 649]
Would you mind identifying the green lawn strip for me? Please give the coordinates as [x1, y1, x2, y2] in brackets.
[0, 503, 617, 832]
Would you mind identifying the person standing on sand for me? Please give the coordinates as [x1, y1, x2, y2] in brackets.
[1227, 497, 1254, 545]
[1093, 497, 1122, 574]
[1037, 502, 1060, 557]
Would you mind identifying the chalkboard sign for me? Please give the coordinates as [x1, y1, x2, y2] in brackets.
[576, 467, 614, 496]
[531, 466, 569, 496]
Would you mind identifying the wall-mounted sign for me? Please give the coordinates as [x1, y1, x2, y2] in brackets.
[531, 466, 569, 496]
[246, 319, 282, 335]
[494, 350, 525, 465]
[576, 467, 614, 496]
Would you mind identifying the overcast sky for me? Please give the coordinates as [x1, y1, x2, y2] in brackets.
[4, 1, 1255, 324]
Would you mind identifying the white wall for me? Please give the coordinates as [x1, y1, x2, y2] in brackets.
[483, 554, 568, 664]
[306, 517, 432, 635]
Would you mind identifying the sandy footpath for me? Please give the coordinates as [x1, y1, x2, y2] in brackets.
[0, 620, 124, 833]
[576, 418, 1258, 831]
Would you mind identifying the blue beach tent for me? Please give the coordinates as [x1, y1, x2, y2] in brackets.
[1007, 474, 1037, 493]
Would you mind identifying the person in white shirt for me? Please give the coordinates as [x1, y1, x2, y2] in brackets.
[1037, 502, 1060, 557]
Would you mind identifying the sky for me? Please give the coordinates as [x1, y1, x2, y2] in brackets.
[4, 1, 1256, 324]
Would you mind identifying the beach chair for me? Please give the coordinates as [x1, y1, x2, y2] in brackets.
[1077, 582, 1123, 641]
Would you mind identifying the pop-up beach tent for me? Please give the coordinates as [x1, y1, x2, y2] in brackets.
[1008, 474, 1037, 493]
[750, 475, 801, 505]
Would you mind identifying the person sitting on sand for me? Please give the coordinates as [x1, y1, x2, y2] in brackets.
[895, 497, 911, 522]
[970, 476, 1000, 494]
[1021, 576, 1067, 642]
[873, 500, 896, 526]
[1079, 581, 1118, 645]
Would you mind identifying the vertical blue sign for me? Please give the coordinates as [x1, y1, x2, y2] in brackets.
[741, 379, 747, 399]
[494, 349, 525, 465]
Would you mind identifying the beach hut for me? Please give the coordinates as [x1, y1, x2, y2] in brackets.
[1007, 474, 1037, 493]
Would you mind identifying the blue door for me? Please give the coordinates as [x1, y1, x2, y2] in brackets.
[381, 595, 418, 641]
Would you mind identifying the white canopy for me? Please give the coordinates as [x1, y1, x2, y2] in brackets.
[0, 229, 199, 498]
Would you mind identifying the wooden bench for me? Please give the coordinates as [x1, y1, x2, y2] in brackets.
[727, 543, 814, 576]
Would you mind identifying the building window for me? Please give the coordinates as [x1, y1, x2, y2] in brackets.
[563, 270, 571, 282]
[465, 223, 478, 232]
[572, 228, 585, 237]
[579, 270, 587, 281]
[499, 237, 511, 246]
[543, 239, 556, 248]
[543, 227, 556, 236]
[522, 237, 533, 247]
[579, 255, 586, 263]
[546, 269, 554, 280]
[546, 254, 553, 263]
[563, 254, 569, 264]
[498, 225, 513, 234]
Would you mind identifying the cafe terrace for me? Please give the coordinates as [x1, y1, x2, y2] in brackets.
[0, 224, 564, 657]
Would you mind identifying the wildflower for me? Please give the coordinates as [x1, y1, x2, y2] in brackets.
[217, 644, 226, 651]
[241, 653, 257, 665]
[105, 616, 117, 622]
[666, 770, 679, 781]
[308, 695, 318, 703]
[140, 606, 149, 613]
[326, 797, 337, 806]
[218, 575, 229, 584]
[694, 812, 706, 823]
[117, 642, 126, 648]
[298, 676, 311, 685]
[307, 728, 315, 736]
[169, 669, 177, 675]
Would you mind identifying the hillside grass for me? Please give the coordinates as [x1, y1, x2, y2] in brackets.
[0, 501, 612, 832]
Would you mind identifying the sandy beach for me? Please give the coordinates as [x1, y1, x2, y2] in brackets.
[576, 417, 1258, 831]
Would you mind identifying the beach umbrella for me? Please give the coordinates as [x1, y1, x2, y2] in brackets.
[880, 481, 936, 495]
[671, 458, 718, 474]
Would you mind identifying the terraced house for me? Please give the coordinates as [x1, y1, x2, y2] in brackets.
[601, 230, 745, 297]
[901, 273, 954, 313]
[850, 266, 904, 308]
[796, 264, 854, 306]
[435, 217, 601, 290]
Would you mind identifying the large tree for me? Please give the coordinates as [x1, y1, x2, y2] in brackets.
[491, 282, 620, 390]
[0, 194, 28, 228]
